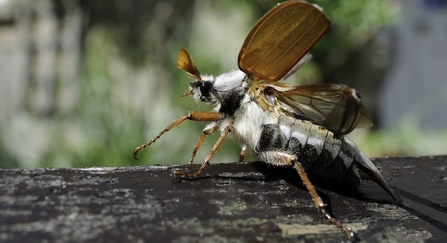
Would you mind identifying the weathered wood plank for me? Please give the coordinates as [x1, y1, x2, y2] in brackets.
[0, 156, 446, 242]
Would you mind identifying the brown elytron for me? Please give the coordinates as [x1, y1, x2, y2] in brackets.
[239, 1, 329, 81]
[133, 1, 396, 240]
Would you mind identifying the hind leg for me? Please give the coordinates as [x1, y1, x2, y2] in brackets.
[259, 151, 357, 239]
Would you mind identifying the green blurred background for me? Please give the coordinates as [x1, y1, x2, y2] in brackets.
[1, 0, 446, 169]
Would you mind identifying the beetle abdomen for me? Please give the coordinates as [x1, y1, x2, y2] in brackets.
[257, 115, 396, 199]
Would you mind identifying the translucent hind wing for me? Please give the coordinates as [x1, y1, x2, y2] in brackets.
[264, 83, 372, 135]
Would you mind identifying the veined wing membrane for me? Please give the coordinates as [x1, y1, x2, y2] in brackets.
[238, 1, 329, 81]
[265, 83, 373, 135]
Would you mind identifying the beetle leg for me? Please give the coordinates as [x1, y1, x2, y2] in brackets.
[238, 145, 248, 162]
[259, 150, 358, 239]
[175, 123, 232, 179]
[189, 124, 219, 164]
[133, 111, 222, 159]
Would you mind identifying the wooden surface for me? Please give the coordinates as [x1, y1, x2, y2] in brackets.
[0, 156, 446, 242]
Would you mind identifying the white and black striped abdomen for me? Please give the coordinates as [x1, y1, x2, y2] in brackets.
[257, 115, 392, 192]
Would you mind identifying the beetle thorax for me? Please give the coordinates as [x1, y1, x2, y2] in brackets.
[189, 70, 249, 115]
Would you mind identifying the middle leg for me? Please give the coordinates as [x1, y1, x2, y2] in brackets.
[175, 124, 233, 179]
[189, 124, 219, 164]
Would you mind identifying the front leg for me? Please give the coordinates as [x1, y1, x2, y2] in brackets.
[259, 151, 358, 239]
[133, 111, 222, 159]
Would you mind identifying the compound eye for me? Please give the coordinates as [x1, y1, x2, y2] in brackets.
[200, 81, 212, 97]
